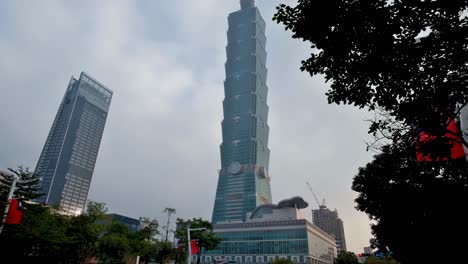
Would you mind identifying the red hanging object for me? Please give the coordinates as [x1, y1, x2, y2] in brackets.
[416, 119, 465, 161]
[191, 239, 200, 255]
[5, 199, 24, 225]
[447, 120, 466, 159]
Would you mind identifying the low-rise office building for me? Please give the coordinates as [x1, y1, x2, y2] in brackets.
[107, 213, 141, 232]
[201, 197, 336, 264]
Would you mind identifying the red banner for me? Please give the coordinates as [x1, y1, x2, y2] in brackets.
[6, 199, 23, 225]
[191, 239, 200, 255]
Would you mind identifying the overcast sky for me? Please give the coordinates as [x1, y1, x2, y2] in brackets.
[0, 0, 374, 253]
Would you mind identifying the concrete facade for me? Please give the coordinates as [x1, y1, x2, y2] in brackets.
[312, 206, 347, 253]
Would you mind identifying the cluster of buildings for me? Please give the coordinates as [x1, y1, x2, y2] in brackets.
[20, 1, 348, 263]
[200, 1, 348, 263]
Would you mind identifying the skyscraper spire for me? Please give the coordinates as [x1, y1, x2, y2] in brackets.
[240, 0, 254, 9]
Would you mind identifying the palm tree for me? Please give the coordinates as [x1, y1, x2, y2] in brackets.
[163, 207, 176, 243]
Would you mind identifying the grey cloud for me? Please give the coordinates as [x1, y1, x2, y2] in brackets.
[0, 0, 372, 251]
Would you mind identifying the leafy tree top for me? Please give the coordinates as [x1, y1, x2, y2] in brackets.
[365, 256, 397, 264]
[0, 166, 43, 202]
[139, 217, 160, 241]
[334, 251, 359, 264]
[274, 1, 468, 136]
[274, 2, 468, 263]
[164, 207, 176, 214]
[84, 200, 108, 220]
[175, 218, 221, 251]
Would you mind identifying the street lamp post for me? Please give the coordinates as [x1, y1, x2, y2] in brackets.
[0, 169, 20, 236]
[187, 227, 206, 264]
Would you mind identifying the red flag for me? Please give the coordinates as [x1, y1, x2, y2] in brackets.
[5, 199, 23, 225]
[447, 120, 466, 159]
[191, 239, 200, 255]
[416, 119, 465, 161]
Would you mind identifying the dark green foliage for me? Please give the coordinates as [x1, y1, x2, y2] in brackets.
[274, 1, 468, 263]
[95, 207, 162, 263]
[155, 241, 176, 264]
[274, 1, 468, 138]
[0, 204, 73, 262]
[130, 238, 159, 262]
[175, 218, 222, 264]
[66, 201, 109, 262]
[0, 200, 166, 263]
[352, 142, 468, 263]
[0, 201, 109, 262]
[365, 256, 397, 264]
[334, 251, 359, 264]
[175, 218, 221, 250]
[86, 200, 108, 221]
[97, 223, 131, 264]
[0, 166, 43, 202]
[0, 166, 43, 221]
[140, 216, 160, 241]
[0, 164, 175, 262]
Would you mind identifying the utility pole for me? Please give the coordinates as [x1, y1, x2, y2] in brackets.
[187, 227, 206, 264]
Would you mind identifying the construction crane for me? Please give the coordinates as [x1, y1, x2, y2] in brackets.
[306, 181, 326, 209]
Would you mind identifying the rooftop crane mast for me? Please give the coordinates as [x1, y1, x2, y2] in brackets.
[306, 181, 326, 209]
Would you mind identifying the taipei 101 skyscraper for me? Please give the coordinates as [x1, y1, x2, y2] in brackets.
[212, 0, 272, 223]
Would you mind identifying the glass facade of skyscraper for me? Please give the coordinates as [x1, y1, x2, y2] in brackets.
[202, 220, 336, 264]
[209, 227, 309, 256]
[35, 72, 112, 215]
[212, 0, 272, 224]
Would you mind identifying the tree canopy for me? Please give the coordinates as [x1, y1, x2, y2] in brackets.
[0, 199, 174, 263]
[273, 1, 468, 263]
[140, 217, 160, 242]
[352, 142, 468, 263]
[365, 256, 397, 264]
[0, 165, 180, 263]
[274, 1, 468, 141]
[334, 251, 359, 264]
[175, 218, 221, 264]
[0, 201, 109, 262]
[0, 166, 42, 202]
